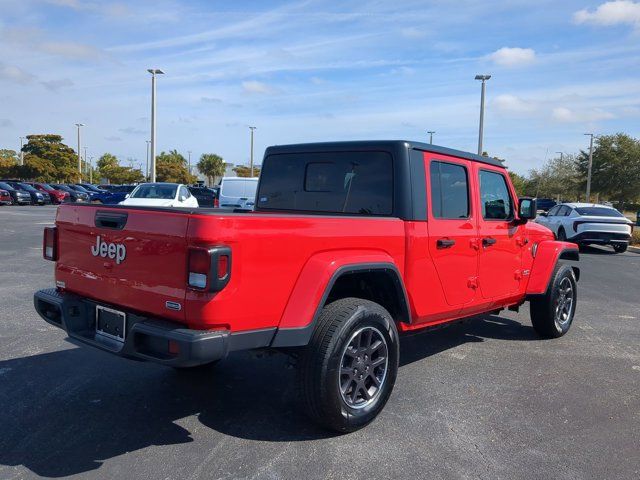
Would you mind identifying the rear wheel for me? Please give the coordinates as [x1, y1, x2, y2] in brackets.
[530, 264, 577, 338]
[613, 244, 628, 253]
[298, 297, 399, 433]
[556, 228, 567, 241]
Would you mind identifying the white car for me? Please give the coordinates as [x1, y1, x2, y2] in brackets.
[119, 183, 199, 208]
[535, 202, 633, 253]
[218, 177, 258, 209]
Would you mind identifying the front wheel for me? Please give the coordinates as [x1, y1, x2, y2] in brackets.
[530, 264, 577, 338]
[613, 244, 628, 253]
[298, 297, 399, 432]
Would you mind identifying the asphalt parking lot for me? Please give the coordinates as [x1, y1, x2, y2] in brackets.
[1, 205, 639, 480]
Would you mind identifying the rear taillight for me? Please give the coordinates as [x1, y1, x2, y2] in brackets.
[213, 197, 219, 208]
[43, 227, 58, 261]
[187, 246, 231, 292]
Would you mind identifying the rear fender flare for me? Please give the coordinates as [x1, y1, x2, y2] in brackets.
[271, 250, 409, 347]
[526, 240, 579, 296]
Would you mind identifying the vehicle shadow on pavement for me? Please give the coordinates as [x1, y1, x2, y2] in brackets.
[578, 245, 616, 255]
[0, 315, 535, 477]
[399, 314, 540, 367]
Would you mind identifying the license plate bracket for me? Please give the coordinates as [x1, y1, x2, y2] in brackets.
[96, 305, 126, 343]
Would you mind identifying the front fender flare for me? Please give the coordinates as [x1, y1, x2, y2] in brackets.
[526, 240, 579, 296]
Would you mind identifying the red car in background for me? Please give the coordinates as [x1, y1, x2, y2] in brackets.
[27, 182, 69, 204]
[0, 189, 11, 205]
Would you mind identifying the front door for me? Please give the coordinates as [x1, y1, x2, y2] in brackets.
[475, 166, 523, 299]
[426, 158, 478, 306]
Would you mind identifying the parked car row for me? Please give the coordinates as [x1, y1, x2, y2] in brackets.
[0, 177, 260, 209]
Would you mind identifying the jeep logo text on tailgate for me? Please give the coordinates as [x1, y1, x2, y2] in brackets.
[91, 235, 126, 264]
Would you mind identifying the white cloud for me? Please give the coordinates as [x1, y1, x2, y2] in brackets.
[494, 94, 536, 113]
[400, 27, 427, 39]
[241, 80, 276, 94]
[574, 1, 640, 29]
[551, 107, 615, 123]
[0, 62, 35, 84]
[489, 47, 536, 67]
[40, 78, 74, 91]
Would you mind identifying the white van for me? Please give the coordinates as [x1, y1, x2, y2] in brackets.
[218, 177, 259, 209]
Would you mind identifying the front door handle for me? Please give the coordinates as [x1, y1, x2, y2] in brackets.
[437, 238, 456, 249]
[482, 237, 497, 247]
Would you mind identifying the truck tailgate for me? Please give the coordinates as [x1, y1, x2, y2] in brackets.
[55, 205, 189, 322]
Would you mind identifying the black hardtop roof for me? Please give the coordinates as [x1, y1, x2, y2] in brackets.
[264, 140, 505, 168]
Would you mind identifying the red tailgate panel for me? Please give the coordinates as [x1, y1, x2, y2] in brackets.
[55, 205, 189, 322]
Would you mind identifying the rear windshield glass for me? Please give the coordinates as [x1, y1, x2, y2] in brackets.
[257, 151, 393, 215]
[0, 182, 15, 190]
[222, 179, 258, 198]
[575, 207, 624, 217]
[131, 184, 177, 199]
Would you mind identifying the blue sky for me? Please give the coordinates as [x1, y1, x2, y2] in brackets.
[0, 0, 639, 175]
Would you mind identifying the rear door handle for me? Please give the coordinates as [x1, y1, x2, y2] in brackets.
[437, 238, 456, 249]
[482, 237, 497, 247]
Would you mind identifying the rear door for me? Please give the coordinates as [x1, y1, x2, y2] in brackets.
[474, 166, 523, 299]
[426, 157, 479, 306]
[55, 205, 190, 322]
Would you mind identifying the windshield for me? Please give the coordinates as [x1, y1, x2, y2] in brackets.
[0, 182, 15, 191]
[575, 207, 625, 218]
[71, 185, 89, 193]
[54, 185, 71, 192]
[82, 184, 103, 192]
[40, 183, 54, 191]
[18, 183, 37, 192]
[130, 184, 177, 199]
[221, 179, 258, 198]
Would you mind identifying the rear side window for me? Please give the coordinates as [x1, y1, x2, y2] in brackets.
[479, 170, 512, 220]
[429, 161, 469, 219]
[258, 152, 393, 215]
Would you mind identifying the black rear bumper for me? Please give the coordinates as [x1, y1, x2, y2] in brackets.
[34, 289, 230, 367]
[571, 231, 630, 245]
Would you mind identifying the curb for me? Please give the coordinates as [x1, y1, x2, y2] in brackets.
[628, 245, 640, 254]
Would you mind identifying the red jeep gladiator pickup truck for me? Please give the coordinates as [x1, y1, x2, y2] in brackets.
[35, 141, 579, 432]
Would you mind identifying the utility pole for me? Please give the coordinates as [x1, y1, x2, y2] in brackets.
[475, 75, 491, 155]
[147, 68, 164, 182]
[145, 140, 151, 181]
[75, 123, 84, 182]
[19, 136, 25, 166]
[427, 131, 435, 144]
[584, 133, 594, 202]
[249, 126, 256, 177]
[84, 146, 88, 178]
[188, 150, 192, 178]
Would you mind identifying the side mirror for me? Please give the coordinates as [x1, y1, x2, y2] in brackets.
[517, 197, 537, 222]
[539, 211, 548, 217]
[124, 194, 130, 199]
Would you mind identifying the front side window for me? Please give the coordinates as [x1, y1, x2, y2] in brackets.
[429, 161, 469, 219]
[479, 170, 513, 220]
[258, 151, 393, 215]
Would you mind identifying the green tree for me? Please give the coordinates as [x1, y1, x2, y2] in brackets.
[508, 171, 526, 197]
[156, 150, 196, 183]
[0, 149, 18, 177]
[97, 153, 144, 184]
[526, 154, 581, 201]
[232, 165, 260, 177]
[20, 134, 78, 181]
[575, 133, 640, 207]
[197, 153, 225, 185]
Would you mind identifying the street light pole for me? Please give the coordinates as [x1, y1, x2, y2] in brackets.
[584, 133, 594, 202]
[147, 68, 164, 182]
[145, 140, 150, 181]
[474, 75, 491, 155]
[19, 136, 25, 166]
[188, 150, 192, 178]
[556, 151, 564, 161]
[75, 123, 84, 182]
[88, 157, 93, 183]
[249, 126, 256, 177]
[84, 146, 88, 178]
[427, 131, 435, 144]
